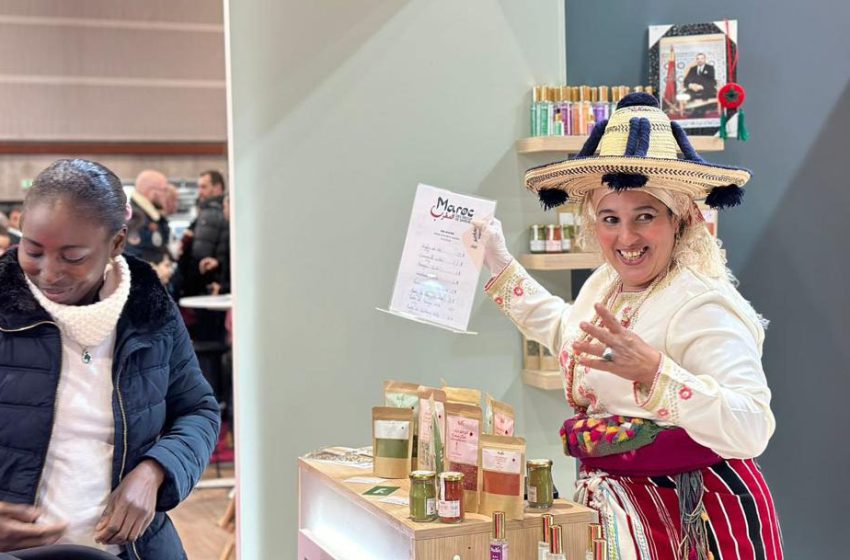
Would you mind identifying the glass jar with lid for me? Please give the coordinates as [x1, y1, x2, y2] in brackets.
[409, 470, 437, 522]
[437, 471, 465, 523]
[526, 459, 554, 510]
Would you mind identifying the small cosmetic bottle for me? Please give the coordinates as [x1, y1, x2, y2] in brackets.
[549, 525, 566, 560]
[559, 86, 572, 135]
[593, 538, 608, 560]
[570, 87, 582, 136]
[585, 523, 603, 560]
[595, 86, 610, 124]
[531, 86, 544, 137]
[551, 88, 565, 136]
[541, 87, 554, 136]
[537, 513, 554, 560]
[490, 511, 509, 559]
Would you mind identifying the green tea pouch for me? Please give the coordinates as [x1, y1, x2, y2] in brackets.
[372, 406, 413, 479]
[384, 380, 421, 467]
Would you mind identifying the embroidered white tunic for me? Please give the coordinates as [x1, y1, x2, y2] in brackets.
[485, 259, 774, 459]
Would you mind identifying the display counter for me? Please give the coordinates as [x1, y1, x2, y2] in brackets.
[298, 457, 595, 560]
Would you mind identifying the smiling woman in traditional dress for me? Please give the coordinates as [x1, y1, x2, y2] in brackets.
[476, 93, 782, 560]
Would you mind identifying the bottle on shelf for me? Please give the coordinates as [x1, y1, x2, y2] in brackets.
[592, 538, 608, 560]
[537, 513, 554, 560]
[549, 524, 566, 560]
[531, 86, 544, 137]
[585, 523, 603, 560]
[489, 511, 509, 559]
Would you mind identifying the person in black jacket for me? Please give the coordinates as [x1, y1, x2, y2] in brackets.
[682, 53, 717, 101]
[178, 171, 230, 297]
[0, 159, 219, 558]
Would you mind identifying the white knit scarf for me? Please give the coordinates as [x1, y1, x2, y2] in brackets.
[25, 256, 131, 350]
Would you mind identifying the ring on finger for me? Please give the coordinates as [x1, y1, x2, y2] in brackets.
[602, 346, 615, 362]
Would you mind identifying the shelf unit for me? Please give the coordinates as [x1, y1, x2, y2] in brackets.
[516, 135, 724, 155]
[522, 369, 563, 391]
[519, 252, 602, 271]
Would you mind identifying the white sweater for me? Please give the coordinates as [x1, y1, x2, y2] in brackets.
[486, 260, 775, 459]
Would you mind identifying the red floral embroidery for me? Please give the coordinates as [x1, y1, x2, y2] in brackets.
[513, 284, 524, 297]
[495, 296, 504, 306]
[657, 408, 669, 419]
[559, 349, 570, 369]
[678, 387, 693, 400]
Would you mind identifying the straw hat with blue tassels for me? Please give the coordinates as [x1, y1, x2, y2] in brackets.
[525, 93, 751, 210]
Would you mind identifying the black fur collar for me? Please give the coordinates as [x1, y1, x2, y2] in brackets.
[0, 248, 173, 332]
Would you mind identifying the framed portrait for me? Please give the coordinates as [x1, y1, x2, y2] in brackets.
[648, 21, 739, 137]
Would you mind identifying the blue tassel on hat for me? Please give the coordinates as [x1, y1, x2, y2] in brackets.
[538, 188, 569, 210]
[705, 185, 745, 209]
[602, 116, 651, 191]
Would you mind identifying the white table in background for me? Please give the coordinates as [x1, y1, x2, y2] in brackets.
[179, 294, 233, 311]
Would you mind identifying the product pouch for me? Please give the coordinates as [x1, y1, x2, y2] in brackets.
[444, 402, 482, 513]
[477, 434, 525, 520]
[416, 387, 446, 472]
[372, 406, 414, 479]
[384, 380, 421, 467]
[485, 394, 515, 436]
[441, 380, 482, 408]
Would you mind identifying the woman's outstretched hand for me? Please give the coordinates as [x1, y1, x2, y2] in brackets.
[472, 217, 513, 275]
[573, 303, 662, 387]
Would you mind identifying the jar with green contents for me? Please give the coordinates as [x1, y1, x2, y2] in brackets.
[526, 459, 554, 510]
[409, 470, 437, 522]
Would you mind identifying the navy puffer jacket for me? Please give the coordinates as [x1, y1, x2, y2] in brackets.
[0, 249, 220, 559]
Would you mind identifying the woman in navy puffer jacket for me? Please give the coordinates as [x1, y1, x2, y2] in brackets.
[0, 159, 220, 559]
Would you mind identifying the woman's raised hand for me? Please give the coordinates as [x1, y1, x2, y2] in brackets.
[472, 217, 514, 275]
[573, 303, 662, 387]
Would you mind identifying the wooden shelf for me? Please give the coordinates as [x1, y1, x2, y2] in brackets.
[516, 135, 724, 154]
[522, 369, 562, 391]
[519, 252, 603, 271]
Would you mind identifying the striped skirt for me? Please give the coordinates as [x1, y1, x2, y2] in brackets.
[576, 459, 783, 560]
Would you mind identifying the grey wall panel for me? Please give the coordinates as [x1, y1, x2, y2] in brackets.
[0, 0, 223, 24]
[0, 23, 224, 80]
[0, 83, 225, 140]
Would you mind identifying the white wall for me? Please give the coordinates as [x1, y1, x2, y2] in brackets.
[227, 1, 571, 556]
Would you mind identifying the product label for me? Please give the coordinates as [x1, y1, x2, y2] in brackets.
[426, 498, 436, 515]
[494, 412, 515, 437]
[437, 499, 460, 517]
[490, 543, 509, 559]
[530, 240, 546, 252]
[417, 400, 445, 441]
[545, 240, 561, 252]
[374, 420, 410, 440]
[447, 415, 480, 465]
[561, 239, 572, 251]
[482, 448, 521, 474]
[528, 484, 537, 503]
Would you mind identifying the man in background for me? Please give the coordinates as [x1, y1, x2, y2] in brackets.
[180, 170, 230, 296]
[7, 206, 22, 231]
[126, 169, 173, 283]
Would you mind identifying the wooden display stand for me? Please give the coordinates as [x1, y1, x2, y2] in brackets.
[298, 458, 595, 559]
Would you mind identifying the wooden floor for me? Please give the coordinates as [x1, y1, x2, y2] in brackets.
[171, 464, 235, 560]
